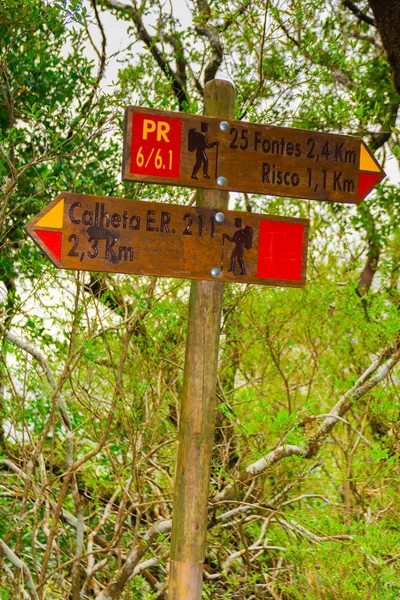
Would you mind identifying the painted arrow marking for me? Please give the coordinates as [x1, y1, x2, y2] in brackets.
[32, 198, 64, 263]
[358, 141, 385, 200]
[24, 192, 309, 287]
[123, 107, 386, 205]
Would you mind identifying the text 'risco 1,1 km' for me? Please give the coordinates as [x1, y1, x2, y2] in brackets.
[123, 107, 386, 204]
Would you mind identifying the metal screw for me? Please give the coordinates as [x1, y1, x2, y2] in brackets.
[217, 176, 227, 187]
[210, 267, 221, 278]
[215, 212, 224, 223]
[219, 121, 229, 131]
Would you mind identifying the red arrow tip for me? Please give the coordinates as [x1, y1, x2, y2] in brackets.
[358, 172, 382, 200]
[34, 230, 62, 262]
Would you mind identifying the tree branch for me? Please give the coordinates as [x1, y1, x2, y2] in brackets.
[356, 237, 380, 297]
[196, 0, 253, 85]
[195, 24, 223, 83]
[343, 0, 375, 26]
[214, 338, 400, 502]
[0, 538, 39, 600]
[87, 0, 107, 97]
[369, 103, 398, 151]
[277, 16, 355, 91]
[221, 0, 253, 32]
[356, 204, 380, 297]
[368, 0, 400, 95]
[100, 0, 189, 108]
[305, 347, 400, 457]
[0, 325, 72, 430]
[96, 520, 172, 600]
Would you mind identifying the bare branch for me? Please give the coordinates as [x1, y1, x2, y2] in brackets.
[357, 242, 380, 297]
[195, 0, 254, 85]
[1, 325, 72, 430]
[311, 414, 371, 445]
[0, 538, 39, 600]
[305, 347, 400, 458]
[343, 0, 375, 26]
[0, 325, 72, 431]
[101, 0, 189, 108]
[277, 16, 356, 91]
[221, 0, 253, 32]
[96, 520, 172, 599]
[369, 103, 398, 151]
[214, 339, 400, 502]
[368, 0, 400, 95]
[246, 444, 303, 477]
[83, 0, 107, 107]
[195, 24, 223, 83]
[0, 142, 17, 180]
[239, 0, 268, 119]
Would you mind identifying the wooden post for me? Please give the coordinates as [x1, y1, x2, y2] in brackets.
[168, 79, 235, 599]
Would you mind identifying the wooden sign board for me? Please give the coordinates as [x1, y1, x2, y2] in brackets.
[123, 107, 385, 205]
[25, 192, 309, 288]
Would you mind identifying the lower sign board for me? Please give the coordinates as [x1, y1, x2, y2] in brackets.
[25, 193, 309, 287]
[123, 107, 385, 205]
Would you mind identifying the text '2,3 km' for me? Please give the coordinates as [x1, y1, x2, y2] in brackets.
[25, 192, 309, 288]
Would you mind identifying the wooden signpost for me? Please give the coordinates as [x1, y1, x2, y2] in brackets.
[123, 106, 385, 204]
[25, 79, 386, 600]
[24, 192, 308, 288]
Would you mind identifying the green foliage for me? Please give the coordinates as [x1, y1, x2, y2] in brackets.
[1, 0, 400, 598]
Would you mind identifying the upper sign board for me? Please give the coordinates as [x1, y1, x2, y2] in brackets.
[24, 192, 309, 288]
[123, 107, 385, 204]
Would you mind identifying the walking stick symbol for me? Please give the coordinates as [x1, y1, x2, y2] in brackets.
[215, 141, 219, 180]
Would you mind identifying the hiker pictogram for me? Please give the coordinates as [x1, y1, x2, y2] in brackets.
[188, 122, 219, 180]
[222, 218, 253, 275]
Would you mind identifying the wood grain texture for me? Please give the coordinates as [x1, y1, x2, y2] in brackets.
[123, 106, 385, 205]
[24, 192, 309, 288]
[169, 561, 203, 600]
[168, 79, 235, 600]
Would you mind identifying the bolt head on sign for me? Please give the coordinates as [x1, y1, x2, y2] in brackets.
[123, 107, 386, 204]
[25, 192, 309, 288]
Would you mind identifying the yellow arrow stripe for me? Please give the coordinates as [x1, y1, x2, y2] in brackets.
[359, 143, 381, 173]
[35, 198, 64, 229]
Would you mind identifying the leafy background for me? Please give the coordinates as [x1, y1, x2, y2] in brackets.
[0, 1, 399, 598]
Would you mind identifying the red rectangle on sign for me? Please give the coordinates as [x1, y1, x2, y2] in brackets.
[130, 112, 182, 179]
[257, 220, 305, 281]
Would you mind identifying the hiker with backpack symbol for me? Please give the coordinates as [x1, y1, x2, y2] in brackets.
[188, 122, 219, 180]
[222, 218, 253, 275]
